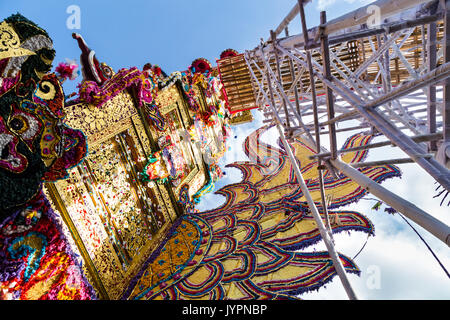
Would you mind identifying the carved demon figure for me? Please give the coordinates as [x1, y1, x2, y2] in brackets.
[0, 14, 86, 214]
[0, 14, 93, 299]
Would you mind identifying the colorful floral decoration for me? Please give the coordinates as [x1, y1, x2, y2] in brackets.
[157, 134, 188, 182]
[220, 49, 239, 59]
[162, 146, 179, 180]
[140, 127, 196, 188]
[76, 67, 143, 106]
[71, 34, 167, 132]
[177, 184, 197, 215]
[55, 59, 79, 82]
[206, 75, 223, 99]
[141, 151, 170, 184]
[122, 126, 401, 300]
[200, 110, 216, 127]
[192, 163, 223, 204]
[73, 65, 167, 131]
[151, 64, 166, 79]
[179, 71, 200, 112]
[192, 115, 208, 148]
[190, 58, 212, 75]
[0, 191, 94, 300]
[0, 14, 95, 299]
[180, 57, 214, 113]
[144, 103, 166, 132]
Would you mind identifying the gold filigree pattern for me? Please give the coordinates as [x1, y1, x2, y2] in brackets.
[131, 114, 152, 157]
[63, 92, 138, 147]
[193, 85, 206, 111]
[49, 93, 180, 299]
[156, 183, 179, 222]
[0, 21, 35, 59]
[188, 167, 206, 196]
[45, 69, 229, 299]
[49, 167, 126, 299]
[156, 86, 179, 112]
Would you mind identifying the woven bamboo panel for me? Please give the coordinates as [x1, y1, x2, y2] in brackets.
[217, 54, 258, 114]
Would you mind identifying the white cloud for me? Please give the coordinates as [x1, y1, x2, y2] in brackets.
[299, 181, 450, 300]
[316, 0, 376, 11]
[316, 0, 338, 11]
[300, 223, 450, 299]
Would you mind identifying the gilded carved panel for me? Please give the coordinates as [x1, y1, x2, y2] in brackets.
[156, 86, 179, 114]
[46, 92, 177, 299]
[63, 91, 138, 147]
[154, 83, 214, 202]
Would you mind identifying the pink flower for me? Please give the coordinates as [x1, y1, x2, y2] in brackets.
[55, 59, 79, 81]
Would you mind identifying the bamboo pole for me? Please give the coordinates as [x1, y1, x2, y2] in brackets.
[291, 124, 450, 248]
[309, 132, 443, 159]
[285, 27, 303, 117]
[298, 1, 334, 236]
[321, 12, 443, 50]
[427, 21, 438, 151]
[297, 0, 358, 301]
[244, 0, 450, 251]
[323, 0, 435, 36]
[255, 50, 315, 144]
[365, 63, 450, 109]
[443, 0, 450, 150]
[357, 105, 450, 191]
[272, 0, 312, 39]
[271, 30, 291, 129]
[320, 11, 338, 160]
[350, 156, 432, 168]
[255, 0, 436, 57]
[331, 159, 450, 247]
[276, 40, 450, 164]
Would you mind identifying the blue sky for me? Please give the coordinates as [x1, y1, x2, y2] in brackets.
[0, 0, 366, 94]
[2, 0, 448, 300]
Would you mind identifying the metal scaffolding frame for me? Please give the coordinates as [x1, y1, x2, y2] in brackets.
[237, 0, 450, 299]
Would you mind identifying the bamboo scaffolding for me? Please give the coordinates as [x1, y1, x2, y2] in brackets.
[228, 0, 450, 301]
[243, 50, 360, 301]
[309, 132, 443, 159]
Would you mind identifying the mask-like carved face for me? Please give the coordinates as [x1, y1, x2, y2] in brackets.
[0, 96, 46, 211]
[0, 75, 87, 216]
[0, 15, 87, 220]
